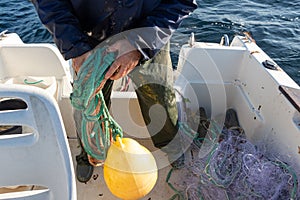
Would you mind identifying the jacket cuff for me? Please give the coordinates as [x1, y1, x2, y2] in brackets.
[63, 42, 93, 60]
[125, 27, 172, 61]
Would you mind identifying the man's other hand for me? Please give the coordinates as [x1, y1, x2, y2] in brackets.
[104, 39, 141, 81]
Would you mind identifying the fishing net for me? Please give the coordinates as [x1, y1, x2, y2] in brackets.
[167, 108, 299, 200]
[70, 46, 123, 162]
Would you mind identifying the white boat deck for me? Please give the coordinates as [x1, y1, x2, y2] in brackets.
[0, 33, 299, 199]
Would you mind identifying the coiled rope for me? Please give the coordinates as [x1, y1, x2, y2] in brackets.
[70, 46, 123, 161]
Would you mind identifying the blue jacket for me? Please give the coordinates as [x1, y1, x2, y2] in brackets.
[32, 0, 197, 60]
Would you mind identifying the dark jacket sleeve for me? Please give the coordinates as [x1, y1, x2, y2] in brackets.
[32, 0, 92, 60]
[126, 0, 198, 60]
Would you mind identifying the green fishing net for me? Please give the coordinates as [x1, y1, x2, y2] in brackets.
[70, 46, 123, 161]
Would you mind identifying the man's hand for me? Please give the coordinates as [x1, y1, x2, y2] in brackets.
[104, 39, 142, 81]
[72, 51, 91, 73]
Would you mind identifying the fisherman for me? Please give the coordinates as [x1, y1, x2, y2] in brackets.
[32, 0, 198, 183]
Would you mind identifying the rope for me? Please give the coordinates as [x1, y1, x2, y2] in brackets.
[166, 168, 185, 200]
[24, 78, 43, 85]
[70, 46, 123, 161]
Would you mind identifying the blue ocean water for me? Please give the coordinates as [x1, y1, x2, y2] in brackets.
[0, 0, 299, 84]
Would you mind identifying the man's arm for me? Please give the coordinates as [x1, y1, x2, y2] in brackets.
[32, 0, 92, 60]
[126, 0, 198, 60]
[105, 0, 197, 82]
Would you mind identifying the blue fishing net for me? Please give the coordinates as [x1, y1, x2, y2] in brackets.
[167, 116, 298, 200]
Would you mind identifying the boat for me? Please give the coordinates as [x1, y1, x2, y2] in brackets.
[0, 30, 299, 199]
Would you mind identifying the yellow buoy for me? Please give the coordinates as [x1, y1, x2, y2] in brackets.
[104, 137, 158, 200]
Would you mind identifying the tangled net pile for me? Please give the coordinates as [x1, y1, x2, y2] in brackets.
[168, 117, 298, 200]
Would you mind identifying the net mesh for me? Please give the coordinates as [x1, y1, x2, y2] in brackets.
[167, 108, 299, 200]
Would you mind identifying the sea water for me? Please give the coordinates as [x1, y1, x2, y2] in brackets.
[0, 0, 299, 84]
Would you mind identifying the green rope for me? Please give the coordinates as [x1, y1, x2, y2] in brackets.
[166, 168, 185, 200]
[70, 46, 123, 161]
[24, 78, 43, 85]
[167, 121, 222, 200]
[272, 160, 298, 199]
